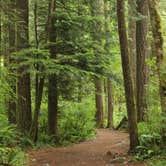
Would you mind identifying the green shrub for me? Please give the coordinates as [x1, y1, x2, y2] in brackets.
[58, 99, 96, 145]
[149, 151, 166, 166]
[35, 133, 55, 149]
[0, 147, 26, 166]
[0, 114, 27, 166]
[0, 114, 18, 147]
[136, 108, 164, 160]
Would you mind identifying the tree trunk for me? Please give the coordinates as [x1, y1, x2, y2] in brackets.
[136, 0, 148, 122]
[117, 0, 139, 151]
[128, 0, 136, 94]
[148, 0, 166, 143]
[95, 79, 104, 128]
[30, 78, 45, 142]
[107, 76, 114, 129]
[30, 0, 45, 142]
[47, 0, 58, 138]
[16, 0, 32, 132]
[104, 0, 114, 129]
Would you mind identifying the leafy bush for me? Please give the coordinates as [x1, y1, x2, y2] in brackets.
[149, 151, 166, 166]
[136, 108, 164, 160]
[150, 160, 166, 166]
[0, 114, 27, 166]
[0, 115, 18, 147]
[0, 147, 26, 166]
[35, 133, 55, 149]
[58, 99, 96, 145]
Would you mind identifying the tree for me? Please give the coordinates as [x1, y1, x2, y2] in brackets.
[117, 0, 139, 151]
[16, 0, 32, 132]
[90, 0, 104, 128]
[128, 0, 136, 93]
[148, 0, 166, 143]
[136, 0, 148, 121]
[47, 0, 58, 138]
[104, 0, 114, 129]
[30, 0, 45, 142]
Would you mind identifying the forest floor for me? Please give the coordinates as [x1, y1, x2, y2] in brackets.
[28, 129, 147, 166]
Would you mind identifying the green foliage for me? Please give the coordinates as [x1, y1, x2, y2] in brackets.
[149, 151, 166, 166]
[136, 108, 164, 160]
[34, 97, 96, 147]
[0, 114, 27, 166]
[58, 100, 96, 145]
[150, 160, 166, 166]
[0, 67, 15, 105]
[0, 114, 18, 147]
[0, 148, 26, 166]
[35, 134, 55, 149]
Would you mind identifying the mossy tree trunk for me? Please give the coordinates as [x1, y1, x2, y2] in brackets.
[95, 79, 104, 128]
[117, 0, 139, 151]
[136, 0, 148, 122]
[47, 0, 58, 138]
[16, 0, 32, 133]
[148, 0, 166, 143]
[30, 0, 45, 142]
[128, 0, 136, 94]
[104, 0, 114, 129]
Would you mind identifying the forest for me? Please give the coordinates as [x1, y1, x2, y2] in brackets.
[0, 0, 166, 165]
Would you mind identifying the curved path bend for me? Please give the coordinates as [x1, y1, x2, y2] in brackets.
[28, 129, 146, 166]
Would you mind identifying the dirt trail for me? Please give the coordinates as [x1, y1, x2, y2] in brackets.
[28, 129, 146, 166]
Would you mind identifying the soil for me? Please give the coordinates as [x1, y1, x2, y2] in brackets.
[28, 129, 147, 166]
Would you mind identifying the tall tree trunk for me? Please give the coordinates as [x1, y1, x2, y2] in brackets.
[148, 0, 166, 143]
[90, 0, 104, 128]
[30, 0, 45, 142]
[136, 0, 148, 122]
[16, 0, 32, 132]
[128, 0, 136, 94]
[95, 79, 104, 128]
[30, 78, 45, 142]
[104, 0, 114, 129]
[47, 0, 58, 137]
[117, 0, 139, 151]
[107, 76, 114, 129]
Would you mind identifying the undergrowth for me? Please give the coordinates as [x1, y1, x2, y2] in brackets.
[0, 114, 27, 166]
[136, 107, 166, 164]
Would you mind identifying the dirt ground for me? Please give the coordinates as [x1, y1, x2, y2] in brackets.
[28, 129, 147, 166]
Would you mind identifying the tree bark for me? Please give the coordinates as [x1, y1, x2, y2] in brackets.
[30, 78, 45, 142]
[47, 0, 58, 137]
[95, 79, 104, 128]
[148, 0, 166, 143]
[107, 76, 114, 129]
[104, 0, 114, 129]
[128, 0, 136, 93]
[16, 0, 32, 132]
[117, 0, 139, 151]
[30, 0, 45, 142]
[136, 0, 148, 122]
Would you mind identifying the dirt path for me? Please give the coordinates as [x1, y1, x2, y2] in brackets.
[28, 129, 146, 166]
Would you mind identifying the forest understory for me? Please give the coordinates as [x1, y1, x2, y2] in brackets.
[0, 0, 166, 166]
